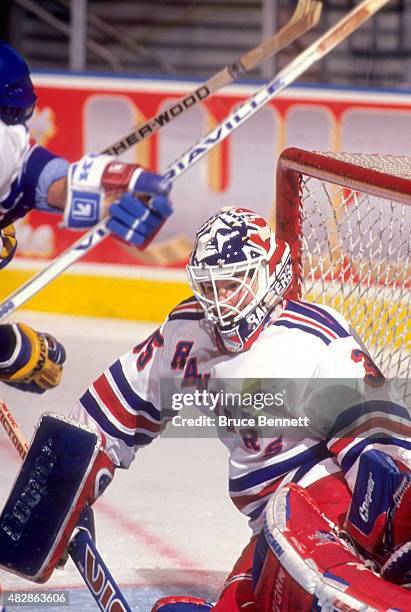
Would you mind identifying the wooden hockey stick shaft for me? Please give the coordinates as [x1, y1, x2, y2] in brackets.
[102, 0, 323, 156]
[0, 399, 132, 612]
[0, 399, 29, 460]
[0, 0, 390, 321]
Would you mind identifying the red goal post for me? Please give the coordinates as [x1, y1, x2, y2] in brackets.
[275, 147, 410, 401]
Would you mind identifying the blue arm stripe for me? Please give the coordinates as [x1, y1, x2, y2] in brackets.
[168, 312, 205, 321]
[340, 436, 411, 474]
[248, 501, 268, 522]
[287, 300, 350, 338]
[275, 320, 331, 345]
[327, 400, 410, 438]
[291, 457, 322, 484]
[229, 442, 329, 492]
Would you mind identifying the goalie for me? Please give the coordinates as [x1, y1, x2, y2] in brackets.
[0, 40, 172, 396]
[2, 208, 410, 609]
[70, 207, 411, 609]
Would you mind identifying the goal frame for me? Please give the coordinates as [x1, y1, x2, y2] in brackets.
[275, 146, 411, 302]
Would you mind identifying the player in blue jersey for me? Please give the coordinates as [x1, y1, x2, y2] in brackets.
[0, 40, 172, 394]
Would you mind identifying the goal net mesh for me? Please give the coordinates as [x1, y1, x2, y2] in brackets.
[276, 149, 410, 403]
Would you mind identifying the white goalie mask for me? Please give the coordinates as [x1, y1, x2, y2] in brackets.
[187, 208, 293, 353]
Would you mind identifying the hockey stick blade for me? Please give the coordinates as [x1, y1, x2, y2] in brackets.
[0, 399, 132, 612]
[102, 0, 323, 156]
[0, 0, 389, 321]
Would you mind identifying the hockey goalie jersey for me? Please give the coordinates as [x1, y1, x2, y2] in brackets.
[70, 297, 411, 534]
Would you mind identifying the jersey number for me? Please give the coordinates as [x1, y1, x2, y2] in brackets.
[351, 349, 385, 388]
[133, 329, 164, 371]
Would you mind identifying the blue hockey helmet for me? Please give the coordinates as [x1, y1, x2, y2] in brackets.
[0, 41, 36, 125]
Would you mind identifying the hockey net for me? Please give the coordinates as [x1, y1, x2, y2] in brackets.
[276, 148, 410, 403]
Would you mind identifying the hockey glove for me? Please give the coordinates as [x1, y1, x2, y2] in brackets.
[64, 153, 171, 230]
[345, 449, 411, 562]
[0, 322, 66, 393]
[108, 191, 172, 248]
[0, 223, 17, 270]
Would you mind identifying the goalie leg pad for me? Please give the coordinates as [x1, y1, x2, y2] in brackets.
[212, 537, 256, 611]
[0, 413, 110, 582]
[152, 597, 213, 611]
[152, 540, 257, 611]
[253, 482, 411, 611]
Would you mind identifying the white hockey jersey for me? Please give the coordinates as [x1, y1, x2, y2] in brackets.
[0, 121, 29, 205]
[0, 119, 68, 228]
[70, 298, 411, 533]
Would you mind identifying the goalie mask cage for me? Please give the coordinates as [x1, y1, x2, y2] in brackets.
[276, 147, 410, 403]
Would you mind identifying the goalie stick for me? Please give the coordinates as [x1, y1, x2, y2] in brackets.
[0, 398, 132, 612]
[0, 0, 390, 321]
[102, 0, 323, 156]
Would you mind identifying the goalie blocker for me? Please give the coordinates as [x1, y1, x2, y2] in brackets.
[0, 413, 115, 582]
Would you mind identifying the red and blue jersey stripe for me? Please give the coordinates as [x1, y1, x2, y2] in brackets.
[274, 300, 350, 345]
[79, 358, 163, 448]
[168, 296, 205, 322]
[327, 399, 411, 477]
[229, 442, 330, 527]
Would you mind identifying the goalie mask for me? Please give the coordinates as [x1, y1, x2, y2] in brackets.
[0, 41, 36, 125]
[187, 208, 293, 353]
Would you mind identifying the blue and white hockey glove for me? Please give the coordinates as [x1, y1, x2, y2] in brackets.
[108, 191, 172, 248]
[64, 153, 172, 243]
[0, 322, 66, 393]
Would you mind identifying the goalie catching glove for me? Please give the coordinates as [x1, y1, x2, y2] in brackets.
[0, 322, 66, 393]
[64, 153, 172, 247]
